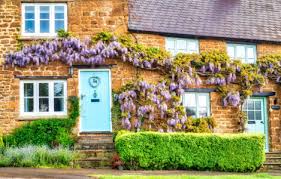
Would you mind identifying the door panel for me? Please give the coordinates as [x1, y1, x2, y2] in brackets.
[79, 70, 111, 132]
[243, 97, 268, 152]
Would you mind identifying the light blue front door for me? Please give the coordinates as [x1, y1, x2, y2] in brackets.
[79, 70, 111, 132]
[243, 97, 269, 152]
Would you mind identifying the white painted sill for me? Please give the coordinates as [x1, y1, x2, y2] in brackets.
[19, 36, 59, 41]
[17, 115, 68, 121]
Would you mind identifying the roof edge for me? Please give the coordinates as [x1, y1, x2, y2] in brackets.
[128, 28, 281, 44]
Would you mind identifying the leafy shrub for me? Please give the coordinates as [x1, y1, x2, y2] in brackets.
[57, 29, 71, 38]
[0, 130, 4, 154]
[0, 145, 80, 168]
[184, 117, 216, 133]
[112, 93, 122, 132]
[4, 97, 79, 148]
[115, 132, 265, 172]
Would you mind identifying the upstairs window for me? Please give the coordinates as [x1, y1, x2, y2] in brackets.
[22, 3, 67, 37]
[227, 43, 256, 64]
[182, 92, 210, 118]
[166, 37, 199, 56]
[20, 80, 67, 117]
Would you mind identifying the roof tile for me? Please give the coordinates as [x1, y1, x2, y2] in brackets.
[128, 0, 281, 42]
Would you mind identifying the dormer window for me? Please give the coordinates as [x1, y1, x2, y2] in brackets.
[227, 43, 256, 64]
[166, 37, 199, 56]
[22, 3, 67, 37]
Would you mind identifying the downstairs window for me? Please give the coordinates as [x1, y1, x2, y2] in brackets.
[182, 92, 210, 118]
[20, 80, 67, 116]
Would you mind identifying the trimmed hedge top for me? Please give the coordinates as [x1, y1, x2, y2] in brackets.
[115, 132, 265, 172]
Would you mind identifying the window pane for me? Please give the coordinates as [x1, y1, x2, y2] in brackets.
[255, 101, 261, 110]
[40, 6, 50, 33]
[54, 98, 64, 112]
[236, 46, 246, 59]
[25, 6, 35, 19]
[166, 39, 175, 49]
[54, 83, 64, 96]
[55, 6, 65, 19]
[176, 40, 187, 50]
[199, 108, 208, 117]
[247, 100, 254, 110]
[25, 13, 34, 19]
[24, 98, 34, 112]
[198, 95, 207, 107]
[40, 6, 50, 19]
[39, 83, 49, 96]
[227, 46, 235, 58]
[24, 83, 33, 97]
[255, 111, 262, 120]
[184, 93, 196, 107]
[248, 111, 254, 121]
[247, 47, 255, 59]
[40, 20, 50, 33]
[188, 41, 197, 52]
[39, 98, 49, 112]
[186, 107, 196, 117]
[55, 20, 65, 31]
[25, 20, 35, 33]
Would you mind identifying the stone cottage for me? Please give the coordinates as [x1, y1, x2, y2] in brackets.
[0, 0, 281, 162]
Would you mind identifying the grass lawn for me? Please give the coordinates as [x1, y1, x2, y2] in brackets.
[94, 173, 280, 179]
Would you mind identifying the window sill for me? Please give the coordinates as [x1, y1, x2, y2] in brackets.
[22, 0, 74, 2]
[19, 36, 59, 41]
[17, 115, 68, 121]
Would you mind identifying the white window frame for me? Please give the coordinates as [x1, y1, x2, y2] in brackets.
[21, 3, 67, 37]
[165, 37, 199, 56]
[20, 80, 67, 117]
[182, 92, 211, 118]
[227, 43, 257, 64]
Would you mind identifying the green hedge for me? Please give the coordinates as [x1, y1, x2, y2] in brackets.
[115, 132, 265, 172]
[4, 96, 79, 148]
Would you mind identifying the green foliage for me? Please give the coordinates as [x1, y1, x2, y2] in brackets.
[4, 97, 79, 148]
[112, 92, 122, 131]
[0, 145, 80, 168]
[115, 132, 265, 172]
[16, 35, 24, 51]
[184, 117, 216, 133]
[172, 50, 265, 106]
[200, 50, 230, 64]
[92, 31, 114, 43]
[57, 29, 72, 38]
[173, 53, 201, 70]
[0, 130, 4, 154]
[96, 174, 280, 179]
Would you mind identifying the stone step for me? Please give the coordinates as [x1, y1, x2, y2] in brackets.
[78, 133, 113, 144]
[78, 149, 114, 159]
[75, 133, 114, 168]
[263, 162, 281, 171]
[78, 158, 111, 168]
[266, 152, 281, 158]
[75, 142, 115, 150]
[266, 157, 281, 163]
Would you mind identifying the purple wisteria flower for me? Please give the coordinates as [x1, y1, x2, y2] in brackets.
[223, 92, 240, 107]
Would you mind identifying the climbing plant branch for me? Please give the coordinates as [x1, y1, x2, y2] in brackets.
[5, 31, 279, 132]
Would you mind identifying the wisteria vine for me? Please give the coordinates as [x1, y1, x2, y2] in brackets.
[5, 31, 279, 131]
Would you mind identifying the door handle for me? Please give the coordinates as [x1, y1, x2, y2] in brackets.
[261, 121, 264, 124]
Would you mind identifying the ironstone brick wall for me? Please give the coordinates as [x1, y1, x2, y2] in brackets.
[0, 0, 281, 151]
